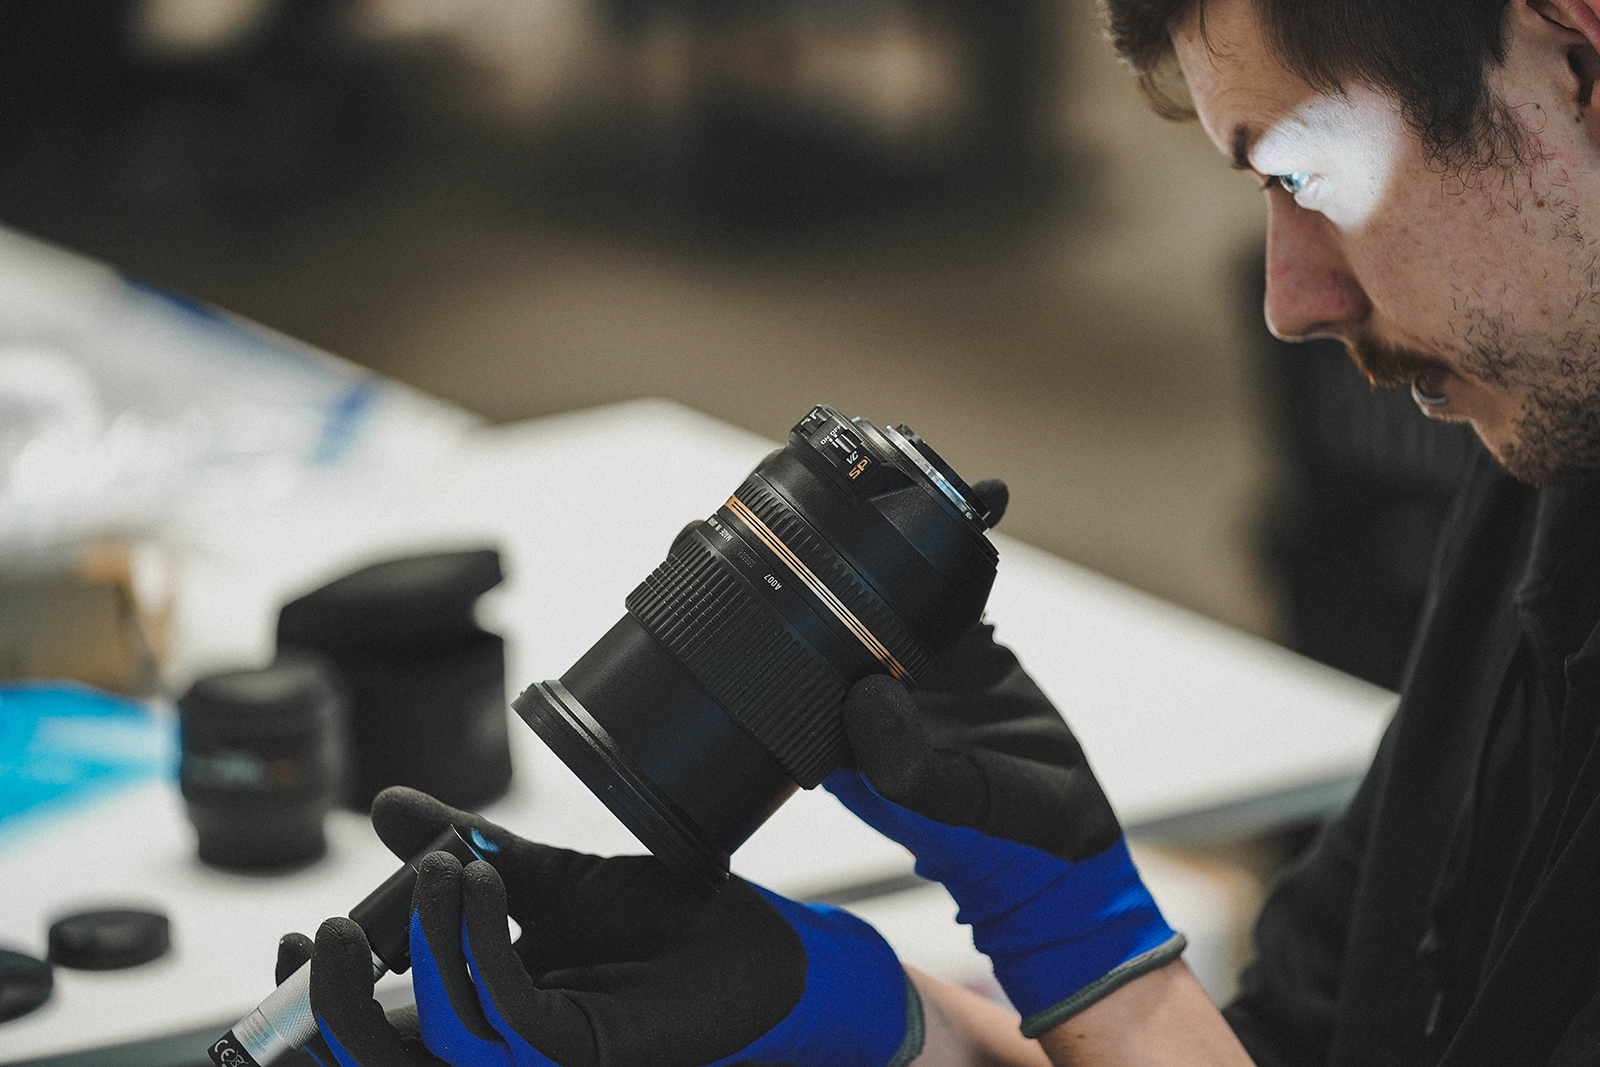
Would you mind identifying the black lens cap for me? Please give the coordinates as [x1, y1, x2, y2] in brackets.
[0, 949, 51, 1022]
[48, 909, 170, 971]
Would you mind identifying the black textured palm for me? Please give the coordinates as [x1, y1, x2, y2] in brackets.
[842, 622, 1122, 863]
[277, 787, 810, 1067]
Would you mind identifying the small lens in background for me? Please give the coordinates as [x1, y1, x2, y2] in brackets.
[178, 659, 344, 871]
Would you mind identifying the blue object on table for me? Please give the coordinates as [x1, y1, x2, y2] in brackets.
[0, 684, 175, 841]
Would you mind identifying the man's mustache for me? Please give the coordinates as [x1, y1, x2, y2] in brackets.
[1345, 337, 1443, 389]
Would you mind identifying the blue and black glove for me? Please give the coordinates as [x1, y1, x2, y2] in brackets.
[276, 787, 923, 1067]
[826, 621, 1184, 1038]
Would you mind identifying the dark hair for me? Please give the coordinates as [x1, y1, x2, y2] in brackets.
[1102, 0, 1523, 171]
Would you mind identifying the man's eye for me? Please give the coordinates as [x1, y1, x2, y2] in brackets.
[1266, 172, 1314, 195]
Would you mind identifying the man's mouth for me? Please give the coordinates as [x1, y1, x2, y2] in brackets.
[1411, 366, 1450, 408]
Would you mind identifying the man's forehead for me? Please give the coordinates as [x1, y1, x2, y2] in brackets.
[1170, 0, 1322, 165]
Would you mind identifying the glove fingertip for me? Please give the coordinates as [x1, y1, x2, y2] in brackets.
[412, 849, 466, 919]
[371, 786, 471, 860]
[842, 674, 919, 744]
[313, 917, 377, 991]
[460, 861, 523, 974]
[418, 848, 467, 877]
[309, 917, 419, 1065]
[275, 931, 315, 986]
[461, 858, 509, 914]
[275, 934, 315, 985]
[458, 859, 556, 1045]
[972, 478, 1007, 527]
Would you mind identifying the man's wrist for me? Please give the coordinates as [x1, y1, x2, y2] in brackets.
[1036, 960, 1253, 1067]
[905, 967, 1052, 1067]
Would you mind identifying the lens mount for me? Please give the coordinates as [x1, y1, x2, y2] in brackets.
[878, 423, 983, 524]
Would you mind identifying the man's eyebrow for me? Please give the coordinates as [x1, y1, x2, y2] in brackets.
[1230, 123, 1257, 171]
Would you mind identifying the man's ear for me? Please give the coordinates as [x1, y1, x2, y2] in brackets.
[1522, 0, 1600, 111]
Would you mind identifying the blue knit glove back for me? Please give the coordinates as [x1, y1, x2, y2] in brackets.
[277, 788, 922, 1067]
[825, 625, 1184, 1037]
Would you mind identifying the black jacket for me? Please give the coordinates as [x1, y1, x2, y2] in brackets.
[1225, 447, 1600, 1067]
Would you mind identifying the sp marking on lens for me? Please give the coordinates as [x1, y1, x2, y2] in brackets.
[724, 493, 911, 683]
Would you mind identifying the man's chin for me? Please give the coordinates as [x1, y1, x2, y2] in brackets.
[1479, 404, 1600, 485]
[1493, 436, 1600, 487]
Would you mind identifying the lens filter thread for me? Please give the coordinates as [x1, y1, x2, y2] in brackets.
[517, 678, 728, 894]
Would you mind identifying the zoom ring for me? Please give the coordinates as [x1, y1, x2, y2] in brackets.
[627, 535, 847, 787]
[732, 476, 936, 682]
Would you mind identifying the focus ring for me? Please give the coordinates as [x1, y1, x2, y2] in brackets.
[627, 534, 847, 787]
[730, 476, 936, 682]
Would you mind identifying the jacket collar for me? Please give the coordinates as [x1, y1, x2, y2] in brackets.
[1513, 474, 1600, 675]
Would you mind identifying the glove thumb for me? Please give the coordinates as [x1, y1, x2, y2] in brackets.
[839, 674, 984, 829]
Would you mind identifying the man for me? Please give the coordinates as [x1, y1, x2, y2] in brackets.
[283, 0, 1600, 1064]
[1085, 0, 1600, 1062]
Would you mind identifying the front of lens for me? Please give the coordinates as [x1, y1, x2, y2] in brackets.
[514, 404, 998, 892]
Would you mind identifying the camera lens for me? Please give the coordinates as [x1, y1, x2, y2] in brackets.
[179, 659, 343, 870]
[514, 405, 998, 892]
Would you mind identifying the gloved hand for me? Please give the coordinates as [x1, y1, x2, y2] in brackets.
[825, 618, 1184, 1038]
[276, 786, 923, 1067]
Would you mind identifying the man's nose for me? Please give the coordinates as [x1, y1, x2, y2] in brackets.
[1262, 189, 1370, 342]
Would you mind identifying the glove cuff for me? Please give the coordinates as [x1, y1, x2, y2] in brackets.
[941, 837, 1183, 1027]
[887, 971, 926, 1067]
[1017, 931, 1187, 1038]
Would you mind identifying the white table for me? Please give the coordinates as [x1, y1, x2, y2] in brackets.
[1, 399, 1397, 1065]
[0, 214, 1398, 1067]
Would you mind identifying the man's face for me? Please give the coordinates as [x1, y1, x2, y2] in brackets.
[1174, 0, 1600, 484]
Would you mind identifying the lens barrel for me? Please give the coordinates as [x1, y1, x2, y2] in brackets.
[515, 405, 998, 892]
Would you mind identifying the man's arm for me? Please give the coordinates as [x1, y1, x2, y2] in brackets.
[887, 707, 1389, 1067]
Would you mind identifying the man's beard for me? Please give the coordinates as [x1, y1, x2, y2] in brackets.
[1344, 335, 1600, 486]
[1501, 386, 1600, 485]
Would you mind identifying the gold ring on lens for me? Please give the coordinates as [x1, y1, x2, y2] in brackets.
[725, 495, 912, 682]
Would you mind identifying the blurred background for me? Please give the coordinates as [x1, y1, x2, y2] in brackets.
[0, 1, 1491, 1038]
[0, 0, 1477, 682]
